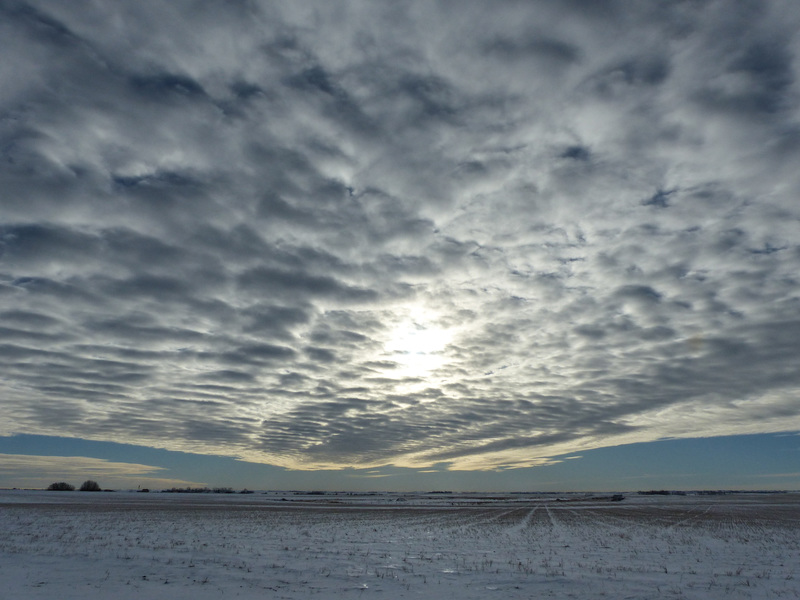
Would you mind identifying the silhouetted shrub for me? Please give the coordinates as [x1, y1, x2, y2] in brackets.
[47, 482, 75, 491]
[79, 480, 101, 491]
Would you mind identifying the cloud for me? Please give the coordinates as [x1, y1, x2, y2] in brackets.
[0, 454, 202, 489]
[1, 0, 799, 473]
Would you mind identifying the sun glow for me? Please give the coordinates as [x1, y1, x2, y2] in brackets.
[384, 315, 453, 380]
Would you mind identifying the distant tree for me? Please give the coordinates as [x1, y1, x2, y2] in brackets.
[79, 480, 101, 491]
[47, 482, 75, 491]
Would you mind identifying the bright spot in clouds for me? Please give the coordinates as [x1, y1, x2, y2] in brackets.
[0, 0, 799, 483]
[384, 313, 454, 380]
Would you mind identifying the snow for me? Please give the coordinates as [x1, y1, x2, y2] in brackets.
[2, 490, 799, 599]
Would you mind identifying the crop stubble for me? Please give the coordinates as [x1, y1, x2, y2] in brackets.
[1, 492, 799, 598]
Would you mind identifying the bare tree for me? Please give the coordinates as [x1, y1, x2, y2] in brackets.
[47, 482, 75, 491]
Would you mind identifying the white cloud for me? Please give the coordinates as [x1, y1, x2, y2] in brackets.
[0, 454, 203, 489]
[1, 0, 799, 472]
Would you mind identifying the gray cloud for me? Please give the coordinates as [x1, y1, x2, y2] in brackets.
[1, 0, 799, 471]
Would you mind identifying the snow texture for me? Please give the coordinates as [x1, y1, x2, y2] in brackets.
[2, 490, 799, 599]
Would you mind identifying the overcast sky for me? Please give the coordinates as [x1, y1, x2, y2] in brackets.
[2, 0, 800, 489]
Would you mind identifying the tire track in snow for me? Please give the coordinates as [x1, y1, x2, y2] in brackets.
[502, 506, 539, 538]
[543, 503, 573, 544]
[666, 504, 714, 529]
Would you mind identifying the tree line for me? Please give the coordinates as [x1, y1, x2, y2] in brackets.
[47, 480, 102, 491]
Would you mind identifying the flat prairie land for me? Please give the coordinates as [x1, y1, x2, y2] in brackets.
[2, 490, 798, 599]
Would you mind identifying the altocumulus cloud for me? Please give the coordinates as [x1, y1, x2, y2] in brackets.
[1, 0, 800, 471]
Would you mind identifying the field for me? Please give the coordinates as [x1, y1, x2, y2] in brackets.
[2, 490, 799, 599]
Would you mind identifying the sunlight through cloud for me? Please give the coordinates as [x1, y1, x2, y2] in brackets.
[383, 313, 454, 381]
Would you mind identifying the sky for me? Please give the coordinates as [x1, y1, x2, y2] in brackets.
[1, 0, 799, 491]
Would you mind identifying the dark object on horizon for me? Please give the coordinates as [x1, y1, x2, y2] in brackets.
[47, 482, 75, 491]
[79, 480, 102, 492]
[557, 494, 625, 502]
[162, 487, 238, 493]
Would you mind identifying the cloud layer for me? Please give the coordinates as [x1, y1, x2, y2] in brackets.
[2, 0, 800, 471]
[0, 454, 202, 490]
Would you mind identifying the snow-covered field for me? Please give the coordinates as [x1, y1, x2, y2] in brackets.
[1, 490, 798, 599]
